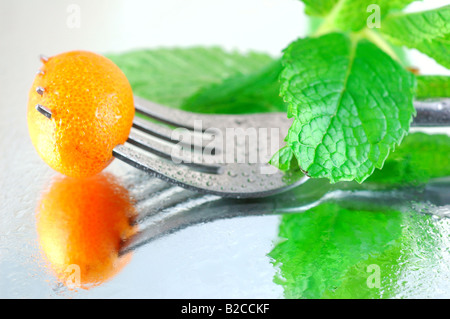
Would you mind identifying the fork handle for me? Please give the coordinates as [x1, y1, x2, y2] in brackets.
[413, 98, 450, 127]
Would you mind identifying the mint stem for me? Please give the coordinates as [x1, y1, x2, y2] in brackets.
[360, 29, 401, 63]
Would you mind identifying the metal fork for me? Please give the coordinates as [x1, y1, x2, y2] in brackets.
[35, 86, 450, 197]
[112, 96, 450, 198]
[111, 96, 308, 198]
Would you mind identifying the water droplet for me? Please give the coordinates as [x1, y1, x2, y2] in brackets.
[228, 171, 237, 177]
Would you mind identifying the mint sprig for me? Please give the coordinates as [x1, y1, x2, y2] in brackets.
[109, 3, 449, 185]
[271, 1, 450, 183]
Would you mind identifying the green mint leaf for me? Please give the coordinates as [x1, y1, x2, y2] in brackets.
[367, 132, 450, 185]
[274, 33, 416, 183]
[308, 0, 418, 33]
[379, 5, 450, 68]
[300, 0, 338, 17]
[416, 75, 450, 99]
[377, 0, 419, 10]
[334, 0, 419, 32]
[269, 203, 404, 298]
[269, 202, 441, 298]
[181, 60, 287, 114]
[381, 6, 450, 43]
[269, 146, 295, 171]
[301, 0, 416, 22]
[410, 34, 450, 69]
[107, 47, 273, 108]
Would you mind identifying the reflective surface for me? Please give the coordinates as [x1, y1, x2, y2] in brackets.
[1, 0, 450, 298]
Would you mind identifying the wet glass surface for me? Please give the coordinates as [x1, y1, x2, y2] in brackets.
[1, 0, 450, 298]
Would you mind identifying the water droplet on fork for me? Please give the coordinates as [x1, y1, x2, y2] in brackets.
[228, 171, 237, 177]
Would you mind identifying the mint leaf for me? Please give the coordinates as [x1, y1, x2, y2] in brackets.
[269, 147, 295, 172]
[416, 75, 450, 99]
[269, 203, 405, 298]
[378, 0, 418, 10]
[274, 33, 415, 183]
[367, 132, 450, 185]
[381, 6, 450, 43]
[107, 48, 274, 108]
[334, 0, 419, 31]
[410, 34, 450, 69]
[306, 0, 418, 33]
[269, 202, 441, 299]
[300, 0, 338, 17]
[379, 5, 450, 68]
[181, 60, 287, 114]
[301, 0, 416, 21]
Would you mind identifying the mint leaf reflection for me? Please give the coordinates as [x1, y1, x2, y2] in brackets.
[367, 133, 450, 186]
[270, 203, 404, 298]
[270, 132, 450, 298]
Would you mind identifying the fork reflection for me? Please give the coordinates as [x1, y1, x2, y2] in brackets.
[120, 175, 450, 256]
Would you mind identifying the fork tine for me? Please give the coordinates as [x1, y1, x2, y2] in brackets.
[132, 116, 219, 154]
[134, 95, 293, 132]
[127, 131, 221, 174]
[134, 96, 204, 130]
[35, 104, 52, 119]
[113, 143, 306, 198]
[134, 95, 235, 130]
[113, 144, 225, 194]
